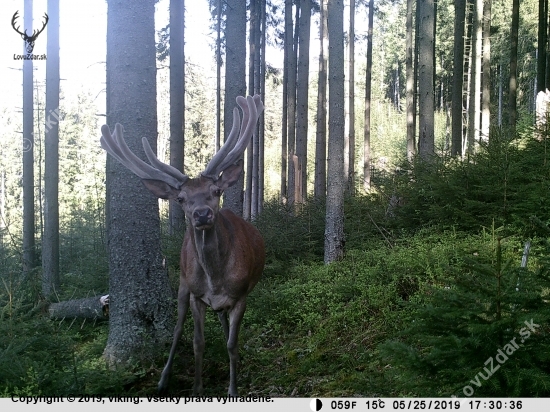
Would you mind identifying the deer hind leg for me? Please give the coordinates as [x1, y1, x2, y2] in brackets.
[190, 295, 207, 395]
[158, 284, 190, 393]
[227, 299, 247, 397]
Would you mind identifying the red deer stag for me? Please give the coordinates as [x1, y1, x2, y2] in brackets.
[100, 95, 265, 396]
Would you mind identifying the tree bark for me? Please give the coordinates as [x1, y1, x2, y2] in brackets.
[223, 0, 247, 215]
[104, 0, 173, 365]
[417, 0, 435, 158]
[347, 0, 356, 195]
[467, 0, 482, 152]
[287, 3, 299, 206]
[43, 0, 60, 298]
[363, 0, 374, 191]
[295, 0, 311, 203]
[325, 0, 345, 264]
[508, 0, 520, 134]
[451, 0, 466, 157]
[481, 0, 492, 141]
[22, 0, 36, 275]
[314, 0, 328, 200]
[406, 0, 416, 161]
[169, 0, 185, 234]
[537, 0, 548, 93]
[48, 295, 109, 321]
[215, 0, 222, 153]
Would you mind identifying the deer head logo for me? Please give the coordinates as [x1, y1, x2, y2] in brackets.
[11, 11, 49, 54]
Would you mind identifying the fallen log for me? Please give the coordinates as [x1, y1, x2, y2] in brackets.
[48, 294, 109, 321]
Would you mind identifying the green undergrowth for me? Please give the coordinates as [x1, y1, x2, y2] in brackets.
[1, 127, 550, 396]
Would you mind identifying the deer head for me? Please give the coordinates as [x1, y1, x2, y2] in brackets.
[11, 11, 49, 54]
[100, 95, 263, 229]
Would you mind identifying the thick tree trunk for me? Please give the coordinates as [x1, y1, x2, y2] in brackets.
[325, 0, 345, 264]
[43, 0, 60, 298]
[104, 0, 173, 365]
[223, 0, 247, 215]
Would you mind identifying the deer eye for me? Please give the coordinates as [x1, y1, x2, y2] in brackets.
[176, 196, 185, 204]
[213, 188, 222, 197]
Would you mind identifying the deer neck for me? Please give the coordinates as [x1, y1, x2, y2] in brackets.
[190, 215, 231, 278]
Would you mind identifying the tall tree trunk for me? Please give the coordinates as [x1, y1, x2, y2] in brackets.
[246, 0, 258, 220]
[281, 0, 293, 202]
[363, 0, 374, 191]
[481, 0, 492, 141]
[295, 0, 311, 204]
[314, 0, 328, 200]
[104, 0, 173, 365]
[287, 3, 299, 206]
[251, 0, 263, 219]
[215, 0, 222, 153]
[258, 0, 266, 214]
[508, 0, 520, 134]
[406, 0, 416, 161]
[223, 0, 247, 215]
[347, 0, 356, 195]
[22, 0, 36, 275]
[538, 0, 548, 92]
[43, 0, 60, 298]
[467, 0, 482, 152]
[169, 0, 185, 234]
[417, 0, 435, 158]
[451, 0, 466, 156]
[325, 0, 345, 264]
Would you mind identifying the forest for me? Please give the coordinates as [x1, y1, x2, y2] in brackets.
[1, 0, 550, 398]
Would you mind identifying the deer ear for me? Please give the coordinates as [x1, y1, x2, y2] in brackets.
[141, 179, 181, 199]
[216, 159, 244, 190]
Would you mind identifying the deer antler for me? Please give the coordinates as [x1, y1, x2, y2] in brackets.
[11, 11, 49, 40]
[202, 95, 264, 180]
[11, 11, 25, 37]
[100, 123, 188, 189]
[30, 13, 49, 41]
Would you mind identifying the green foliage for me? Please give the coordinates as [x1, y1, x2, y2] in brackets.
[392, 128, 550, 234]
[379, 236, 550, 397]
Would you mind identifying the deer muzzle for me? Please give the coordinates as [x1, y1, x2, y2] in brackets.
[193, 208, 214, 229]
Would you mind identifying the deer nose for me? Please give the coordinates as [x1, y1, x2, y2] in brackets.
[193, 208, 213, 227]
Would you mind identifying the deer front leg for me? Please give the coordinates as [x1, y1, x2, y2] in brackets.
[158, 283, 190, 393]
[190, 295, 207, 395]
[227, 299, 247, 397]
[217, 310, 230, 342]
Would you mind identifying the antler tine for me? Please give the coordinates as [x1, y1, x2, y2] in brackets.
[201, 105, 242, 179]
[11, 11, 25, 36]
[32, 13, 49, 38]
[214, 95, 264, 174]
[142, 137, 189, 184]
[100, 124, 183, 188]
